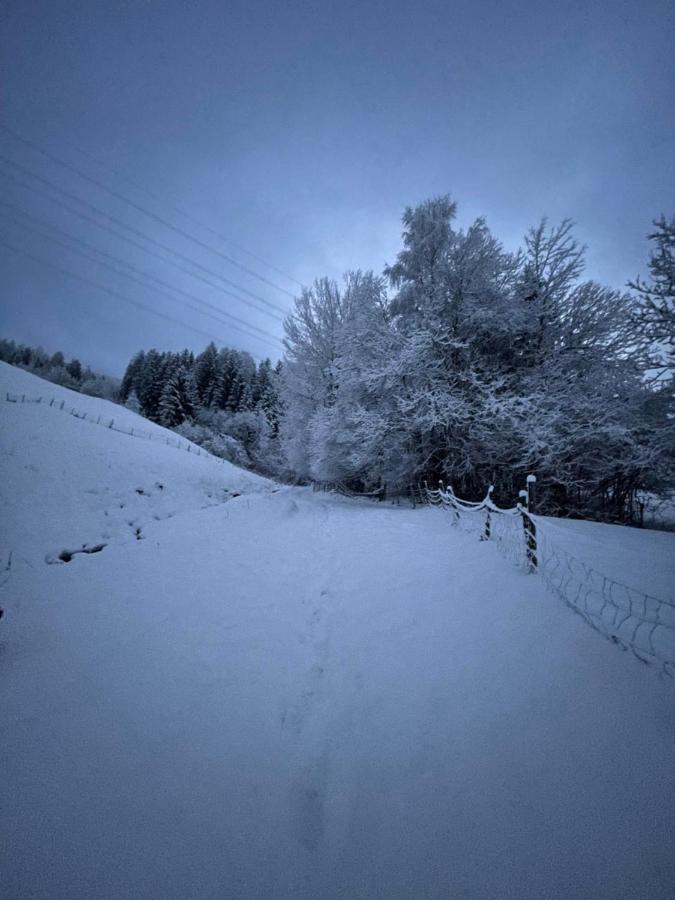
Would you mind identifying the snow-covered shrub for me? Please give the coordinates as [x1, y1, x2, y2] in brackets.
[173, 421, 250, 467]
[80, 375, 120, 401]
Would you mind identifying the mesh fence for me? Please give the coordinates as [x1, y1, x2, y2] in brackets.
[533, 516, 675, 676]
[422, 482, 675, 677]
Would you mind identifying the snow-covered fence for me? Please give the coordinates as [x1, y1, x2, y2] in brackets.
[2, 391, 214, 461]
[422, 479, 675, 676]
[531, 516, 675, 675]
[424, 481, 533, 568]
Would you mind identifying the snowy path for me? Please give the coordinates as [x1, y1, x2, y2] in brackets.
[2, 489, 675, 899]
[2, 365, 675, 898]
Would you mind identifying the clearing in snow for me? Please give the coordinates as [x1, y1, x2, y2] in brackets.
[1, 362, 674, 899]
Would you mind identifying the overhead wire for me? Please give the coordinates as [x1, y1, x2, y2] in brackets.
[0, 124, 299, 299]
[0, 154, 288, 317]
[0, 200, 284, 349]
[0, 235, 270, 360]
[0, 167, 284, 323]
[66, 138, 304, 289]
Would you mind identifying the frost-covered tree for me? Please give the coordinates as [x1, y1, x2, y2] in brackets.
[65, 358, 82, 381]
[280, 277, 347, 479]
[116, 341, 283, 474]
[193, 342, 220, 407]
[136, 349, 166, 421]
[119, 350, 145, 404]
[124, 390, 142, 414]
[0, 338, 118, 399]
[158, 365, 196, 428]
[384, 198, 525, 492]
[629, 215, 675, 372]
[309, 271, 409, 487]
[277, 197, 672, 519]
[254, 358, 281, 432]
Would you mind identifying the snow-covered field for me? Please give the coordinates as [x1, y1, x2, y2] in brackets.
[1, 363, 674, 899]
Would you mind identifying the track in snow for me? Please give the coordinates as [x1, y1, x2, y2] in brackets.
[2, 363, 674, 898]
[2, 489, 675, 899]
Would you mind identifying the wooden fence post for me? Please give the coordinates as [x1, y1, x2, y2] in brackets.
[523, 511, 537, 572]
[519, 475, 537, 572]
[482, 484, 495, 541]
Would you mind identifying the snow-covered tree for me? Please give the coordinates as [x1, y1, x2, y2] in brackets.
[629, 215, 674, 372]
[193, 342, 220, 407]
[158, 365, 196, 428]
[119, 351, 145, 404]
[280, 277, 347, 479]
[136, 350, 166, 421]
[65, 358, 82, 381]
[276, 196, 672, 519]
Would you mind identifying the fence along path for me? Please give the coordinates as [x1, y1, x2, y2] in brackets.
[6, 392, 674, 674]
[422, 480, 675, 678]
[3, 391, 212, 460]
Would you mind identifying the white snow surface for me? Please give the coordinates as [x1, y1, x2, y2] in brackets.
[1, 364, 674, 899]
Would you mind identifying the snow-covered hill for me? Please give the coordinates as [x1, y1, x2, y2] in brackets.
[0, 361, 269, 562]
[1, 363, 674, 899]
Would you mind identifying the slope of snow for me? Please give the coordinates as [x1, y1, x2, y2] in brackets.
[0, 359, 198, 441]
[0, 362, 270, 562]
[1, 364, 674, 899]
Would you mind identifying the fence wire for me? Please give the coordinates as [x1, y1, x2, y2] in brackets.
[422, 482, 675, 677]
[3, 391, 211, 460]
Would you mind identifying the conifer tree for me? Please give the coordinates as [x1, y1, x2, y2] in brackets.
[629, 215, 675, 372]
[158, 366, 196, 427]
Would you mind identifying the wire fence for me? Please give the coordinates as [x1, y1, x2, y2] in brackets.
[421, 480, 675, 677]
[3, 390, 216, 460]
[6, 393, 673, 675]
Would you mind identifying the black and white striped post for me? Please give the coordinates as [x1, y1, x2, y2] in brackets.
[519, 474, 538, 572]
[482, 484, 495, 541]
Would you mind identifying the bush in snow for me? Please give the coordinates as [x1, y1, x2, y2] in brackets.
[173, 421, 251, 468]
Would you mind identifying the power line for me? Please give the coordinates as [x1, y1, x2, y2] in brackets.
[0, 154, 288, 317]
[1, 124, 299, 299]
[0, 235, 272, 361]
[0, 200, 284, 348]
[68, 139, 304, 290]
[0, 167, 284, 323]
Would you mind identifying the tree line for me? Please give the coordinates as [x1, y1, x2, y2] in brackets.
[0, 338, 119, 400]
[4, 202, 672, 522]
[118, 344, 282, 472]
[279, 201, 674, 521]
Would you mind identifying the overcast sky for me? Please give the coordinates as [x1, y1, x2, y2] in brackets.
[1, 0, 673, 375]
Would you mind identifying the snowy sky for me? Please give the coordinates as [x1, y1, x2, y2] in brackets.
[1, 0, 673, 375]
